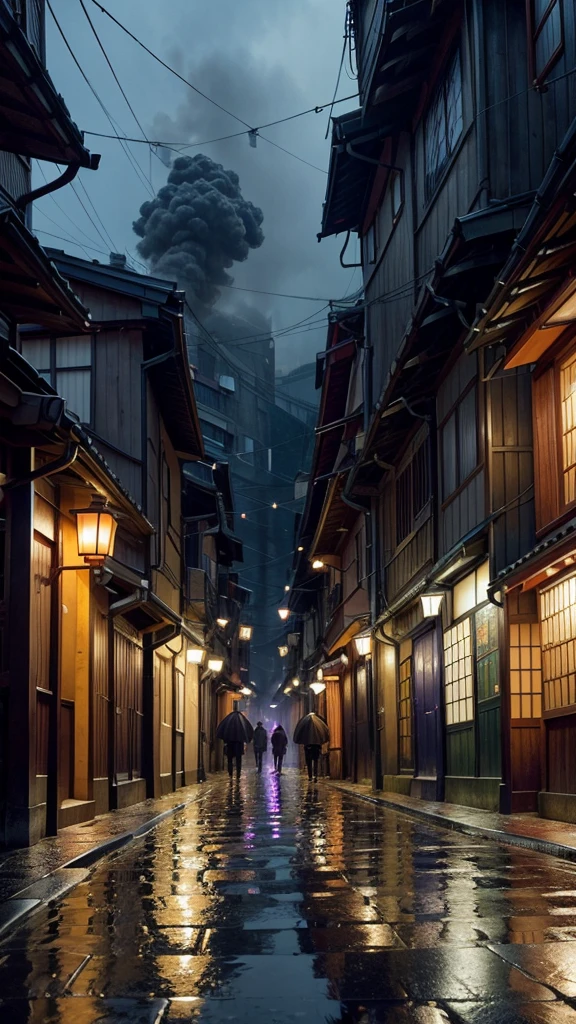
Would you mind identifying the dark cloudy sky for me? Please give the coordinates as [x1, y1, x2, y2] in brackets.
[35, 1, 360, 372]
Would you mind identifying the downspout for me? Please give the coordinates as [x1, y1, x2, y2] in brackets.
[16, 161, 81, 209]
[4, 441, 78, 489]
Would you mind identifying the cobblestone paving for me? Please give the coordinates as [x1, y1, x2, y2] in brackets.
[2, 768, 576, 1021]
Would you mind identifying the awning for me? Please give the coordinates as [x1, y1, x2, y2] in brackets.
[328, 615, 368, 655]
[0, 2, 97, 168]
[0, 201, 91, 331]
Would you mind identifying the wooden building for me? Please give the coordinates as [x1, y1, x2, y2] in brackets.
[312, 0, 576, 810]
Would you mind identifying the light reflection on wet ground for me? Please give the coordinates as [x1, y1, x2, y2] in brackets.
[3, 770, 576, 1020]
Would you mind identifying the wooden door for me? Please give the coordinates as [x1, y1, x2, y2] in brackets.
[58, 700, 74, 803]
[413, 630, 440, 778]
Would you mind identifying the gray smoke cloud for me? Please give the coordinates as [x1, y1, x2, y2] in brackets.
[132, 153, 265, 307]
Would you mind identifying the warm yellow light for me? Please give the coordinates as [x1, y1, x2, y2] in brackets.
[312, 559, 325, 570]
[545, 567, 558, 577]
[272, 502, 278, 509]
[278, 645, 289, 657]
[278, 608, 290, 621]
[241, 512, 247, 519]
[283, 686, 292, 694]
[310, 681, 326, 695]
[298, 546, 304, 552]
[316, 668, 323, 681]
[208, 656, 224, 672]
[354, 634, 372, 656]
[239, 625, 253, 641]
[240, 686, 252, 696]
[421, 593, 444, 618]
[187, 647, 204, 665]
[216, 617, 229, 629]
[72, 494, 118, 566]
[292, 677, 300, 687]
[284, 585, 290, 592]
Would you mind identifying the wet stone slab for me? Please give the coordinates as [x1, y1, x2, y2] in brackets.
[3, 768, 576, 1021]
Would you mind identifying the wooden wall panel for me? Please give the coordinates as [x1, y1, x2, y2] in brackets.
[532, 366, 560, 532]
[490, 368, 535, 573]
[92, 608, 108, 780]
[446, 724, 475, 776]
[0, 152, 29, 202]
[441, 470, 485, 556]
[547, 717, 576, 794]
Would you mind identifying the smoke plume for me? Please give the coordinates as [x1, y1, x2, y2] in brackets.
[132, 154, 265, 307]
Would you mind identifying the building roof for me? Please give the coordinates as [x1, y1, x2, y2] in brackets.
[0, 2, 97, 168]
[465, 116, 576, 365]
[0, 202, 91, 331]
[45, 250, 205, 461]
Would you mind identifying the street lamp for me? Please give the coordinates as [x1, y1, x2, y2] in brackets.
[278, 645, 289, 657]
[278, 608, 290, 621]
[71, 494, 118, 566]
[354, 633, 372, 657]
[270, 703, 278, 708]
[312, 559, 325, 570]
[208, 656, 224, 672]
[240, 686, 252, 696]
[187, 647, 205, 665]
[239, 625, 253, 641]
[310, 680, 326, 695]
[292, 677, 300, 687]
[420, 592, 444, 618]
[216, 617, 229, 629]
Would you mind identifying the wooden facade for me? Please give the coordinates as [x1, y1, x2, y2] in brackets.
[304, 0, 576, 815]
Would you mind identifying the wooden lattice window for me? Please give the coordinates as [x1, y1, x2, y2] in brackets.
[443, 618, 473, 725]
[509, 622, 542, 720]
[560, 349, 576, 507]
[540, 573, 576, 711]
[529, 0, 563, 84]
[424, 49, 463, 199]
[398, 648, 413, 770]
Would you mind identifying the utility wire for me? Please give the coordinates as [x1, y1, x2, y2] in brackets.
[75, 175, 118, 251]
[46, 0, 155, 197]
[35, 228, 109, 256]
[34, 161, 105, 251]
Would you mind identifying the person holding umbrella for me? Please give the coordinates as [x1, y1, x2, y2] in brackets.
[271, 724, 288, 774]
[216, 701, 254, 780]
[293, 712, 330, 783]
[252, 721, 267, 773]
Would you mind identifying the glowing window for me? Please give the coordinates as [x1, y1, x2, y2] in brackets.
[398, 643, 413, 770]
[509, 622, 542, 720]
[540, 573, 576, 711]
[443, 618, 473, 725]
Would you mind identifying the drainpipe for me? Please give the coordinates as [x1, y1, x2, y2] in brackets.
[3, 442, 78, 489]
[16, 161, 83, 209]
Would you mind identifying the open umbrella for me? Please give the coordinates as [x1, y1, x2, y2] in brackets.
[216, 709, 254, 743]
[293, 712, 330, 745]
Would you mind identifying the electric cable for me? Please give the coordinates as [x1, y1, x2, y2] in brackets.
[34, 228, 109, 256]
[46, 0, 155, 197]
[33, 208, 93, 259]
[35, 161, 108, 252]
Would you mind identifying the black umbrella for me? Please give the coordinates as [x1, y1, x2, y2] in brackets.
[293, 713, 330, 745]
[216, 709, 254, 743]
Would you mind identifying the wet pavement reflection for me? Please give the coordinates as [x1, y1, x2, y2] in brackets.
[3, 770, 576, 1021]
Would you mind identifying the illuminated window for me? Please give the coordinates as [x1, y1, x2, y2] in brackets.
[443, 618, 473, 725]
[398, 643, 413, 770]
[476, 604, 500, 702]
[540, 573, 576, 711]
[453, 561, 489, 620]
[509, 623, 542, 719]
[560, 349, 576, 506]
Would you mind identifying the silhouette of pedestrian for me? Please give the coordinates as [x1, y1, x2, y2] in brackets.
[304, 743, 321, 782]
[225, 740, 244, 779]
[253, 721, 267, 772]
[271, 725, 288, 774]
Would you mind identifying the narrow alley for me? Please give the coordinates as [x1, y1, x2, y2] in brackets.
[2, 773, 576, 1022]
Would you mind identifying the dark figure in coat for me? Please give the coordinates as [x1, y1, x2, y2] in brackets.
[305, 743, 321, 782]
[271, 725, 288, 774]
[226, 740, 244, 779]
[253, 722, 267, 772]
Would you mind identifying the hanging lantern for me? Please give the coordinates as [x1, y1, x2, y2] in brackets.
[278, 608, 290, 621]
[278, 645, 289, 658]
[216, 617, 229, 629]
[71, 494, 118, 566]
[187, 647, 205, 665]
[239, 625, 253, 641]
[420, 593, 444, 618]
[208, 656, 224, 672]
[310, 680, 326, 695]
[354, 633, 372, 657]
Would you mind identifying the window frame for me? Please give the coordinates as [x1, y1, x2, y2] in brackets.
[556, 344, 576, 513]
[20, 335, 93, 425]
[424, 47, 464, 201]
[528, 0, 564, 86]
[395, 436, 431, 547]
[439, 380, 479, 503]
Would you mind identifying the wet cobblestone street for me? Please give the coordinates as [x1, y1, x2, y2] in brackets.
[4, 769, 576, 1021]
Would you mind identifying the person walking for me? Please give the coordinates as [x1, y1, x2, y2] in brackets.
[253, 721, 267, 773]
[225, 740, 244, 779]
[271, 725, 288, 774]
[304, 743, 321, 782]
